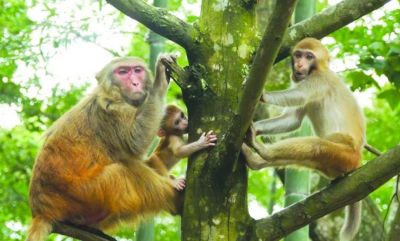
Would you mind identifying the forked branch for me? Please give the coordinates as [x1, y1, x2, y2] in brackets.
[106, 0, 196, 51]
[253, 145, 400, 240]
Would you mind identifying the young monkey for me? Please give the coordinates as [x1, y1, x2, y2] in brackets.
[242, 38, 365, 241]
[146, 104, 217, 190]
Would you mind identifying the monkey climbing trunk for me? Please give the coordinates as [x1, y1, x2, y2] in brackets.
[179, 1, 258, 240]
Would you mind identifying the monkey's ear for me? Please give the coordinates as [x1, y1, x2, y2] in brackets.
[157, 129, 166, 137]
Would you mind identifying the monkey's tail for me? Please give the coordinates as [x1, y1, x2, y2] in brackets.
[26, 216, 53, 241]
[339, 201, 362, 241]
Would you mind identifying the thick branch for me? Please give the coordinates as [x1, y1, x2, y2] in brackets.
[52, 222, 116, 241]
[253, 145, 400, 241]
[106, 0, 195, 51]
[230, 0, 298, 148]
[160, 58, 189, 89]
[275, 0, 392, 63]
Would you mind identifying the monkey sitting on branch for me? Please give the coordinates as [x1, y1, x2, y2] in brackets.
[242, 38, 365, 241]
[26, 54, 181, 241]
[146, 104, 217, 191]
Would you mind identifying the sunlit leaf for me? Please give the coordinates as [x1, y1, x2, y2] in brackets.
[377, 89, 400, 110]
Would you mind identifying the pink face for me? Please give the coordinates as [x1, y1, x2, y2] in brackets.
[292, 50, 316, 80]
[114, 65, 146, 93]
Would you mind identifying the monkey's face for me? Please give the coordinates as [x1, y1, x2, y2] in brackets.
[113, 64, 152, 106]
[292, 50, 316, 81]
[171, 111, 188, 135]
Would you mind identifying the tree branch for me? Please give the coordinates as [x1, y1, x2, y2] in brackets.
[52, 222, 116, 241]
[253, 144, 400, 241]
[229, 0, 298, 148]
[160, 58, 190, 89]
[106, 0, 196, 51]
[275, 0, 392, 63]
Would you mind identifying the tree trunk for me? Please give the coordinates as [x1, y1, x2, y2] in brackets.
[180, 1, 258, 240]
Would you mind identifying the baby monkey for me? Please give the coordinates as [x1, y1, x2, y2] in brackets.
[146, 104, 217, 190]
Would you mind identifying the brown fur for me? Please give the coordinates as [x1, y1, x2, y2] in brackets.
[244, 38, 365, 241]
[27, 55, 179, 241]
[146, 105, 188, 178]
[145, 104, 216, 190]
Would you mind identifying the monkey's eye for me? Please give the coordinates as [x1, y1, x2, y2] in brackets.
[175, 119, 180, 125]
[294, 52, 302, 59]
[133, 67, 142, 73]
[306, 54, 314, 60]
[118, 69, 128, 75]
[181, 112, 185, 119]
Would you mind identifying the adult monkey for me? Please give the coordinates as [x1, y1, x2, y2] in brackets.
[26, 54, 180, 241]
[242, 38, 365, 241]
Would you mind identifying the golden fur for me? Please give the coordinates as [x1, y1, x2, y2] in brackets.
[243, 38, 365, 241]
[26, 56, 179, 241]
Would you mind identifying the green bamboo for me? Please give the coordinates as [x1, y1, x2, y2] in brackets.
[283, 1, 316, 241]
[135, 1, 168, 240]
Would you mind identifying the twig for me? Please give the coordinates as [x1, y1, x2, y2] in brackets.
[365, 144, 382, 156]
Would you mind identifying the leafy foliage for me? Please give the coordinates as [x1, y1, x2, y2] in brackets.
[0, 0, 34, 104]
[329, 7, 400, 109]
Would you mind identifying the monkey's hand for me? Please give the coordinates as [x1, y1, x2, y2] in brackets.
[156, 53, 177, 73]
[196, 130, 217, 148]
[244, 124, 257, 148]
[170, 176, 186, 191]
[154, 53, 177, 93]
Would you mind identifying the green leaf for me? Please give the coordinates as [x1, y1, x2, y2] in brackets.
[369, 41, 385, 54]
[346, 71, 380, 91]
[377, 89, 400, 110]
[186, 15, 198, 23]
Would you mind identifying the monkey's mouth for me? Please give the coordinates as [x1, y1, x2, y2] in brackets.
[125, 91, 147, 107]
[295, 72, 307, 80]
